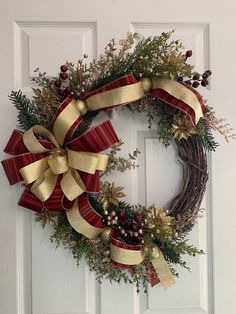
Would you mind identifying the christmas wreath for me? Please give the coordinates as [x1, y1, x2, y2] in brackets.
[2, 31, 235, 292]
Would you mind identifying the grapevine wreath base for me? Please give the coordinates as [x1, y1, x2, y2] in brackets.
[2, 31, 235, 292]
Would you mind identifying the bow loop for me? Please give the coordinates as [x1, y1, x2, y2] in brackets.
[23, 125, 59, 153]
[61, 168, 86, 201]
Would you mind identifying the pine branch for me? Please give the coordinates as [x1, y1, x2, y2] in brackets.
[196, 118, 219, 151]
[9, 90, 40, 131]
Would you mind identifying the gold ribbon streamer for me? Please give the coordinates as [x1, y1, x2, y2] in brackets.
[85, 82, 144, 110]
[149, 246, 175, 290]
[110, 243, 145, 265]
[53, 99, 81, 146]
[20, 125, 108, 202]
[66, 200, 104, 239]
[53, 82, 144, 146]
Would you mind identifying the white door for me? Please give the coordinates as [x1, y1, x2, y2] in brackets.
[1, 1, 236, 314]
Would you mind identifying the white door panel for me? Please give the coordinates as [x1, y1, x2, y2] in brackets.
[1, 1, 236, 314]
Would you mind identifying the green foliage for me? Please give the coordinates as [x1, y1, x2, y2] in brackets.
[9, 90, 41, 131]
[50, 210, 149, 293]
[156, 227, 204, 274]
[157, 113, 175, 147]
[32, 68, 57, 95]
[91, 31, 195, 90]
[49, 196, 203, 292]
[72, 111, 98, 138]
[196, 117, 219, 151]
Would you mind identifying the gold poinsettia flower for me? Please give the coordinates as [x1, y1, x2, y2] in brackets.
[147, 207, 173, 229]
[158, 52, 186, 66]
[99, 181, 125, 210]
[172, 118, 196, 140]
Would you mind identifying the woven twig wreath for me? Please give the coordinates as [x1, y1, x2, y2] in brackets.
[2, 31, 234, 292]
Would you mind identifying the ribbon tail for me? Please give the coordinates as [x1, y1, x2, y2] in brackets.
[66, 195, 104, 239]
[1, 153, 46, 185]
[148, 263, 161, 287]
[151, 247, 175, 290]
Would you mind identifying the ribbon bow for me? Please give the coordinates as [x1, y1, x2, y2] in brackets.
[19, 125, 110, 203]
[2, 107, 118, 212]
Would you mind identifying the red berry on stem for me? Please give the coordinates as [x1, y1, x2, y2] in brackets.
[60, 72, 68, 80]
[202, 73, 209, 79]
[117, 210, 125, 220]
[60, 64, 68, 72]
[205, 70, 212, 76]
[54, 79, 61, 87]
[185, 50, 193, 58]
[65, 86, 73, 94]
[132, 223, 138, 231]
[201, 79, 209, 87]
[192, 81, 200, 88]
[126, 221, 132, 229]
[193, 74, 200, 81]
[120, 220, 126, 227]
[185, 80, 192, 86]
[134, 213, 142, 223]
[137, 236, 142, 242]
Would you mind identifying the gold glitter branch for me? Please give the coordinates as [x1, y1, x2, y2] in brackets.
[204, 107, 236, 142]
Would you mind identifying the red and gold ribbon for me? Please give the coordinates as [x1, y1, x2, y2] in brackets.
[66, 194, 105, 239]
[2, 119, 118, 212]
[109, 230, 175, 289]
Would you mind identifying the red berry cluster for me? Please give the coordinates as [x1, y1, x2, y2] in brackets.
[53, 64, 73, 98]
[182, 50, 212, 88]
[116, 211, 144, 244]
[178, 70, 212, 89]
[185, 50, 193, 59]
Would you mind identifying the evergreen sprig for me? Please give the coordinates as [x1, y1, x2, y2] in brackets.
[156, 227, 204, 274]
[50, 196, 203, 292]
[196, 117, 219, 151]
[9, 90, 40, 131]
